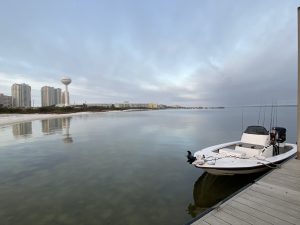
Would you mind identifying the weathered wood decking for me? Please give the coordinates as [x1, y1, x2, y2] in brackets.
[190, 159, 300, 225]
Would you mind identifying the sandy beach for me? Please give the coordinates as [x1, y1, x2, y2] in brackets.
[0, 112, 96, 127]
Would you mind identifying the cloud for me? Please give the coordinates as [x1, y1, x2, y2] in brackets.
[0, 0, 298, 106]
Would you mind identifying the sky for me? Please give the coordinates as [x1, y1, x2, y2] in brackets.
[0, 0, 299, 107]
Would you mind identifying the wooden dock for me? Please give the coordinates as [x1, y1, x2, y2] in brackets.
[189, 159, 300, 225]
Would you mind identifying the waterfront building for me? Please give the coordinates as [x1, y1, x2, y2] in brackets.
[114, 102, 157, 109]
[147, 103, 158, 109]
[41, 86, 62, 106]
[87, 103, 112, 108]
[41, 86, 55, 106]
[55, 88, 62, 105]
[11, 83, 31, 108]
[0, 93, 12, 107]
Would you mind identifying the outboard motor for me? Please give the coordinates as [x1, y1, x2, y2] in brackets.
[271, 127, 286, 143]
[187, 151, 197, 164]
[270, 127, 286, 155]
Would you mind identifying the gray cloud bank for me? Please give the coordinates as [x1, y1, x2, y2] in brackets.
[0, 0, 298, 106]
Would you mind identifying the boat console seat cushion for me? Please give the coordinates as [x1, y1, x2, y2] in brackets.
[219, 148, 246, 158]
[235, 146, 261, 157]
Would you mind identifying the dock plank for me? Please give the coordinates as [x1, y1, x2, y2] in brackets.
[210, 209, 250, 225]
[272, 169, 300, 178]
[222, 205, 271, 225]
[231, 199, 292, 225]
[263, 169, 300, 182]
[234, 195, 297, 224]
[262, 176, 300, 191]
[190, 159, 300, 225]
[204, 215, 230, 225]
[244, 190, 300, 216]
[266, 173, 300, 184]
[191, 220, 210, 225]
[249, 182, 300, 205]
[282, 159, 300, 168]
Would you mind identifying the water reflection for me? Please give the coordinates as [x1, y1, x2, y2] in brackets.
[187, 172, 263, 217]
[41, 117, 73, 143]
[62, 117, 73, 143]
[41, 118, 63, 134]
[12, 122, 32, 138]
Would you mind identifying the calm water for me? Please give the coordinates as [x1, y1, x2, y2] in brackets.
[0, 107, 296, 225]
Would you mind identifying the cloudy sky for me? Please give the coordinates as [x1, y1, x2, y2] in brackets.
[0, 0, 299, 106]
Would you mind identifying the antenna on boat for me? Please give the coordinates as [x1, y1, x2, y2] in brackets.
[275, 103, 278, 127]
[257, 105, 262, 125]
[269, 103, 274, 131]
[241, 107, 244, 133]
[262, 105, 266, 127]
[297, 7, 300, 159]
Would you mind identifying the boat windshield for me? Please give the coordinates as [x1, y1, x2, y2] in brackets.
[244, 126, 269, 135]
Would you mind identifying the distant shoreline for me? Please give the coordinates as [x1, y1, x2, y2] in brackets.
[0, 112, 101, 127]
[226, 104, 297, 108]
[0, 105, 295, 127]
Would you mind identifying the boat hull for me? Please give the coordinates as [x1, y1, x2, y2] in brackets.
[202, 166, 269, 176]
[192, 142, 297, 175]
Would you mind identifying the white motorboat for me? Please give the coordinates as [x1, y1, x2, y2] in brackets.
[187, 126, 297, 175]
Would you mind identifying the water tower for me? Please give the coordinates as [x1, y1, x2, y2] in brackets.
[61, 76, 72, 106]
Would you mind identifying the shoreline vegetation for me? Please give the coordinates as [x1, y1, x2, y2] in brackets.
[0, 103, 295, 116]
[0, 105, 115, 114]
[0, 105, 225, 115]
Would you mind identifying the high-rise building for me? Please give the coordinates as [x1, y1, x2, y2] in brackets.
[11, 83, 31, 108]
[41, 86, 62, 106]
[54, 88, 62, 105]
[0, 93, 12, 107]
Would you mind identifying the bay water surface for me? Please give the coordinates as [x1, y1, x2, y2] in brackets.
[0, 107, 296, 225]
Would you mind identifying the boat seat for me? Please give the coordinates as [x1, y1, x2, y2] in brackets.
[219, 148, 246, 158]
[235, 146, 262, 157]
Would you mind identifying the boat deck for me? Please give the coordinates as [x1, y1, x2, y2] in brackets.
[216, 143, 292, 154]
[189, 158, 300, 225]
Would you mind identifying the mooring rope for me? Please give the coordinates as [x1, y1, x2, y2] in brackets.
[256, 159, 281, 169]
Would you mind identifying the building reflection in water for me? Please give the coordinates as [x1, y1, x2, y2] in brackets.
[41, 117, 73, 143]
[62, 117, 73, 143]
[12, 122, 32, 138]
[187, 172, 263, 217]
[41, 118, 63, 134]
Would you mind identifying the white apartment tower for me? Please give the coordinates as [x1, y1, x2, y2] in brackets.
[41, 86, 62, 106]
[54, 88, 62, 105]
[11, 83, 31, 108]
